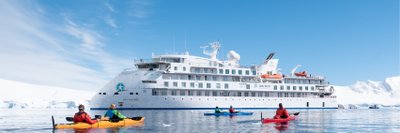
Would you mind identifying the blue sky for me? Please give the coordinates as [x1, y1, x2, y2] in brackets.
[0, 0, 398, 91]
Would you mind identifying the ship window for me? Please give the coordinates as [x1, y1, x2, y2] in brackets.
[299, 86, 303, 91]
[280, 85, 284, 90]
[216, 83, 221, 88]
[206, 83, 211, 88]
[252, 71, 256, 75]
[180, 90, 185, 96]
[181, 82, 186, 88]
[99, 92, 102, 95]
[174, 66, 177, 71]
[290, 93, 295, 97]
[152, 89, 158, 96]
[224, 84, 229, 89]
[284, 93, 288, 97]
[265, 92, 270, 97]
[136, 92, 138, 95]
[219, 69, 223, 74]
[305, 86, 309, 91]
[197, 91, 202, 96]
[205, 91, 210, 96]
[183, 67, 186, 71]
[311, 86, 315, 90]
[212, 91, 218, 96]
[171, 90, 177, 96]
[196, 75, 201, 80]
[274, 85, 278, 90]
[188, 91, 194, 96]
[244, 92, 249, 97]
[102, 92, 106, 95]
[114, 92, 119, 95]
[286, 86, 290, 90]
[130, 92, 133, 95]
[232, 69, 236, 74]
[225, 69, 229, 74]
[173, 82, 178, 87]
[161, 90, 167, 96]
[293, 86, 297, 90]
[237, 92, 242, 97]
[246, 84, 250, 89]
[297, 93, 301, 97]
[238, 70, 242, 75]
[245, 70, 250, 75]
[190, 82, 195, 88]
[164, 82, 169, 87]
[198, 83, 203, 88]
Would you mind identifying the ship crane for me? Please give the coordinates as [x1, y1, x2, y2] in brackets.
[291, 65, 301, 77]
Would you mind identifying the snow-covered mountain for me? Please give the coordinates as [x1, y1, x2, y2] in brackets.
[0, 79, 95, 109]
[335, 76, 400, 106]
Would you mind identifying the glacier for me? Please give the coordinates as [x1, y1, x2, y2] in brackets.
[335, 76, 400, 108]
[0, 79, 95, 109]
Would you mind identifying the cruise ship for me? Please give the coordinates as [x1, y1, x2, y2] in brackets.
[90, 42, 337, 110]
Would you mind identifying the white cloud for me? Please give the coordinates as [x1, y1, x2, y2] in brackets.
[104, 1, 116, 13]
[105, 15, 118, 28]
[128, 0, 154, 18]
[0, 1, 131, 91]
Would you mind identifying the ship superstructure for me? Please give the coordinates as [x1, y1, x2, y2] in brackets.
[91, 42, 337, 110]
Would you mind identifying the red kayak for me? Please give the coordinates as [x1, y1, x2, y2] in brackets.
[262, 116, 296, 123]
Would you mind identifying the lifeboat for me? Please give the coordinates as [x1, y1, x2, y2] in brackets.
[294, 71, 307, 77]
[261, 74, 282, 79]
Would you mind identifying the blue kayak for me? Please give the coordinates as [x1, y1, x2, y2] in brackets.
[204, 112, 254, 116]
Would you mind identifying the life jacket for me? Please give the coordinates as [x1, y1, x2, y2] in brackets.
[276, 108, 289, 118]
[229, 108, 235, 113]
[73, 112, 97, 124]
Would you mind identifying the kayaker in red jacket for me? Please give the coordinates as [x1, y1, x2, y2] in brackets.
[73, 104, 98, 124]
[274, 103, 289, 119]
[229, 105, 239, 113]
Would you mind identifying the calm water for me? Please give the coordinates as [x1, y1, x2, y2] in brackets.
[0, 108, 399, 133]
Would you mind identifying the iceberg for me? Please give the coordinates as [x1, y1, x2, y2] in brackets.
[0, 79, 95, 109]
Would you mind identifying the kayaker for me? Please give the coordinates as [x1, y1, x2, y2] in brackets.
[104, 104, 127, 121]
[73, 104, 98, 124]
[229, 105, 238, 113]
[215, 106, 222, 113]
[274, 103, 289, 119]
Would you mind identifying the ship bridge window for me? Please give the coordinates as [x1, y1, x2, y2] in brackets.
[103, 92, 106, 95]
[286, 86, 290, 90]
[137, 63, 160, 69]
[305, 86, 309, 91]
[171, 90, 177, 96]
[114, 92, 119, 95]
[206, 83, 211, 88]
[219, 69, 223, 74]
[238, 70, 242, 75]
[299, 86, 303, 91]
[311, 86, 315, 91]
[245, 70, 250, 75]
[280, 85, 284, 90]
[161, 58, 182, 63]
[293, 86, 297, 91]
[225, 69, 229, 74]
[216, 83, 221, 88]
[274, 85, 277, 90]
[232, 69, 236, 74]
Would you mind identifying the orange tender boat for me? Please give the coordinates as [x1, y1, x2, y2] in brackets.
[294, 71, 307, 77]
[261, 74, 282, 79]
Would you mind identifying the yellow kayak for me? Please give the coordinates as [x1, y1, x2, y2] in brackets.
[53, 116, 144, 129]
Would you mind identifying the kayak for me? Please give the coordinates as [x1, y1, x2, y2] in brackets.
[262, 116, 295, 123]
[204, 112, 253, 116]
[53, 117, 145, 129]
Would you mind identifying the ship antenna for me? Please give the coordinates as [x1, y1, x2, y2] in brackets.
[184, 31, 188, 53]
